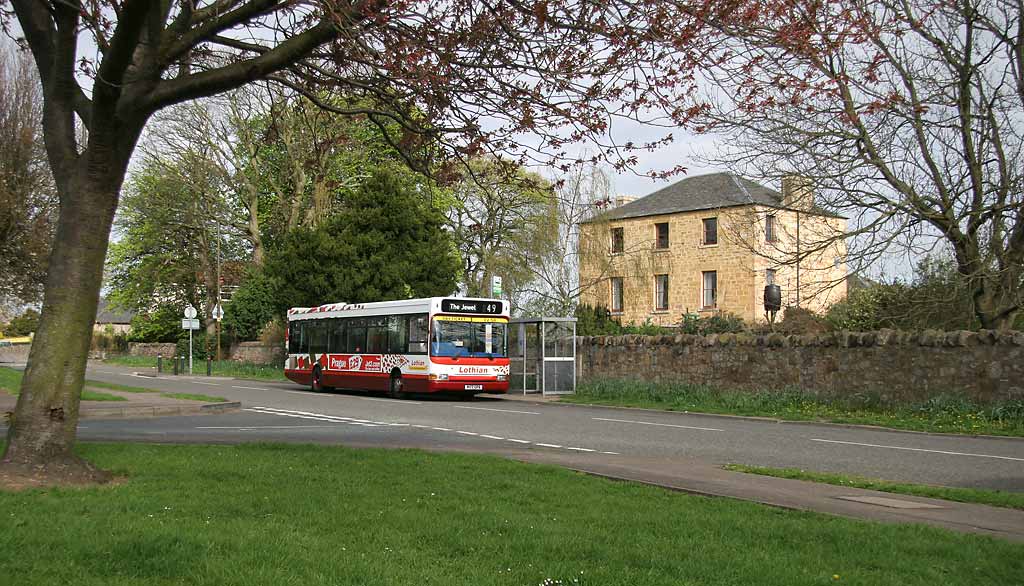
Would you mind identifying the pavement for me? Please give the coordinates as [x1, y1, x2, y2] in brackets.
[2, 364, 1024, 540]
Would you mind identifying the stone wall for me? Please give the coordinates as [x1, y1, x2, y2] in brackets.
[576, 329, 1024, 404]
[128, 342, 177, 357]
[229, 341, 282, 365]
[0, 344, 30, 363]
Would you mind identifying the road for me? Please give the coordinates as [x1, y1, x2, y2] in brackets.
[31, 363, 1022, 493]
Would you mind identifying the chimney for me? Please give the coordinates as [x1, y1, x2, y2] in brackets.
[781, 175, 814, 210]
[614, 195, 637, 208]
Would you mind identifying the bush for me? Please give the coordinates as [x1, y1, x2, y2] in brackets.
[4, 309, 40, 336]
[224, 269, 277, 341]
[575, 304, 623, 336]
[679, 312, 746, 335]
[91, 326, 129, 353]
[127, 306, 182, 343]
[776, 306, 832, 334]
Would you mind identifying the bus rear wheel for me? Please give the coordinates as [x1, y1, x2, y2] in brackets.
[388, 372, 405, 399]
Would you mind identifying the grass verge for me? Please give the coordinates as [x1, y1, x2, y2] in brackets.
[0, 367, 224, 403]
[1, 442, 1021, 585]
[0, 367, 124, 402]
[724, 464, 1024, 511]
[104, 355, 286, 381]
[563, 379, 1024, 437]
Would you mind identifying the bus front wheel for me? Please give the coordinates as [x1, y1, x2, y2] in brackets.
[388, 372, 405, 399]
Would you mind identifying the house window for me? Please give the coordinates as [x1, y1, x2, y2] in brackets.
[655, 222, 669, 249]
[654, 274, 669, 311]
[765, 214, 777, 242]
[766, 268, 776, 286]
[610, 277, 623, 312]
[702, 217, 718, 245]
[702, 271, 717, 309]
[611, 227, 624, 253]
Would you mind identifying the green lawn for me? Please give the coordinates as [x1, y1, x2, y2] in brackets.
[0, 443, 1020, 585]
[0, 367, 224, 403]
[563, 379, 1024, 437]
[724, 464, 1024, 511]
[104, 355, 286, 381]
[0, 367, 124, 402]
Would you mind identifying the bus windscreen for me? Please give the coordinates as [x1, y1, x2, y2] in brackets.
[431, 318, 507, 358]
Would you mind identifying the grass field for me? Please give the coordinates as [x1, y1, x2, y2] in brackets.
[0, 442, 1020, 586]
[104, 355, 286, 381]
[563, 379, 1024, 437]
[0, 367, 225, 403]
[0, 367, 124, 402]
[724, 464, 1024, 511]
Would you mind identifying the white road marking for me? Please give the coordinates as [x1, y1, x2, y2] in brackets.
[233, 385, 273, 391]
[245, 407, 382, 427]
[810, 439, 1024, 462]
[191, 381, 222, 386]
[600, 451, 621, 455]
[593, 417, 724, 432]
[481, 434, 505, 440]
[566, 447, 595, 452]
[456, 431, 478, 436]
[432, 427, 451, 431]
[506, 439, 531, 444]
[284, 390, 318, 396]
[196, 425, 348, 430]
[454, 406, 539, 415]
[535, 443, 562, 449]
[356, 396, 424, 405]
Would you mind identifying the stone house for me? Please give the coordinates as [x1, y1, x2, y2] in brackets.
[578, 172, 848, 326]
[94, 299, 135, 334]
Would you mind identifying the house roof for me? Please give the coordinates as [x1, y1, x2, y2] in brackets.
[586, 172, 841, 222]
[95, 299, 135, 325]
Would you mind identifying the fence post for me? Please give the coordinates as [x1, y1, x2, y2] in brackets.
[172, 355, 179, 376]
[157, 354, 163, 373]
[207, 357, 212, 377]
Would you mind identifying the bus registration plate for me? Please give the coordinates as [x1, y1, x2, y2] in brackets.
[464, 384, 483, 391]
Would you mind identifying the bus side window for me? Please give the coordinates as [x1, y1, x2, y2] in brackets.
[387, 315, 407, 354]
[346, 318, 367, 354]
[328, 318, 345, 354]
[289, 321, 305, 355]
[366, 317, 388, 353]
[407, 314, 428, 354]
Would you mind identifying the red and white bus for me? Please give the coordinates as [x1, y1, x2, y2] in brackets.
[284, 297, 510, 397]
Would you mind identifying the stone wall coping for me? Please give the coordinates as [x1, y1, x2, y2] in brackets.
[576, 329, 1024, 348]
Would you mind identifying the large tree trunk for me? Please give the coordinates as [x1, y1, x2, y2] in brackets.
[1, 168, 118, 484]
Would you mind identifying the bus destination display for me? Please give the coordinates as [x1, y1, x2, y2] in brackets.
[441, 299, 503, 315]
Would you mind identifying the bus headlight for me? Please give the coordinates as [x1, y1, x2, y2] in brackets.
[430, 373, 448, 381]
[496, 375, 507, 382]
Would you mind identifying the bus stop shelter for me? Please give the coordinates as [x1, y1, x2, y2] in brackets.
[508, 317, 576, 396]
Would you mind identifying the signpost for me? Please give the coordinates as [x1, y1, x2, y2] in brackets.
[491, 275, 503, 297]
[183, 305, 198, 374]
[212, 303, 224, 361]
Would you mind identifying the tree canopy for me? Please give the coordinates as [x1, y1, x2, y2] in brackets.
[263, 168, 459, 316]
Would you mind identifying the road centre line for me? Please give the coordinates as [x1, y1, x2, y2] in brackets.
[593, 417, 724, 432]
[233, 385, 273, 391]
[356, 396, 424, 405]
[245, 407, 382, 427]
[454, 406, 540, 415]
[197, 425, 349, 430]
[190, 381, 222, 386]
[810, 438, 1024, 462]
[535, 443, 562, 448]
[480, 434, 505, 440]
[506, 439, 530, 444]
[244, 409, 379, 426]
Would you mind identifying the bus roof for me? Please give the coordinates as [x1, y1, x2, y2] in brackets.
[287, 297, 508, 321]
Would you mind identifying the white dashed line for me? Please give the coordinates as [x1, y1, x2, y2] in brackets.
[456, 431, 478, 436]
[191, 381, 222, 386]
[454, 406, 539, 415]
[480, 435, 504, 440]
[233, 385, 273, 391]
[432, 427, 451, 431]
[506, 439, 531, 444]
[593, 417, 723, 432]
[810, 439, 1024, 462]
[356, 396, 423, 405]
[566, 447, 595, 452]
[535, 443, 562, 449]
[600, 451, 620, 455]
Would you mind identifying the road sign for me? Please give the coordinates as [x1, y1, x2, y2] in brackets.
[181, 318, 200, 330]
[491, 275, 503, 297]
[184, 305, 198, 319]
[212, 303, 224, 321]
